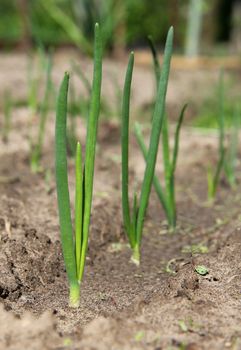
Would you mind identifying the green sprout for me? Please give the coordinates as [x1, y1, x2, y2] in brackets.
[181, 243, 208, 254]
[30, 52, 53, 172]
[207, 71, 240, 199]
[27, 56, 38, 115]
[2, 90, 12, 143]
[134, 35, 187, 229]
[27, 45, 47, 115]
[224, 106, 240, 189]
[195, 265, 209, 276]
[178, 320, 188, 333]
[55, 23, 102, 307]
[207, 70, 226, 201]
[134, 330, 145, 342]
[121, 27, 173, 265]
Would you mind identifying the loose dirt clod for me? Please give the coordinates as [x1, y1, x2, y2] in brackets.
[0, 304, 60, 350]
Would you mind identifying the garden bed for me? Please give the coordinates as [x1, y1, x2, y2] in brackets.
[0, 54, 240, 350]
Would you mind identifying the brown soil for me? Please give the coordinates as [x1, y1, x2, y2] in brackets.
[0, 54, 241, 350]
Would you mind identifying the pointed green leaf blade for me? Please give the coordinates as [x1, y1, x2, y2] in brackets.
[136, 27, 174, 247]
[55, 72, 79, 305]
[121, 52, 134, 242]
[79, 23, 102, 282]
[75, 141, 83, 281]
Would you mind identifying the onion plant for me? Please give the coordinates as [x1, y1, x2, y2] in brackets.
[27, 46, 47, 115]
[55, 23, 102, 307]
[134, 35, 187, 229]
[27, 57, 39, 115]
[207, 71, 226, 201]
[224, 106, 240, 188]
[30, 52, 53, 172]
[121, 27, 173, 265]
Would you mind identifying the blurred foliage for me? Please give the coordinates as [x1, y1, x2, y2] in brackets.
[194, 99, 240, 129]
[126, 0, 184, 46]
[193, 77, 241, 129]
[0, 0, 234, 51]
[0, 0, 69, 46]
[0, 1, 21, 44]
[0, 0, 187, 50]
[30, 0, 71, 46]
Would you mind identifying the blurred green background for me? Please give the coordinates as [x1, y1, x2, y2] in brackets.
[0, 0, 237, 54]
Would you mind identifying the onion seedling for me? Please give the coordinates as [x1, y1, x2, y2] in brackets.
[55, 23, 102, 307]
[121, 27, 173, 265]
[27, 56, 39, 115]
[207, 71, 226, 201]
[134, 35, 187, 229]
[224, 106, 240, 189]
[135, 105, 186, 229]
[30, 52, 53, 172]
[27, 46, 47, 115]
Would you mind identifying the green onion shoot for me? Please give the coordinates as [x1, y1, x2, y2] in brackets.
[55, 23, 102, 306]
[207, 70, 226, 202]
[121, 27, 173, 265]
[135, 35, 187, 229]
[30, 51, 53, 172]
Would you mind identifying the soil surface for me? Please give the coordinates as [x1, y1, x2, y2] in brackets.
[0, 53, 241, 350]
